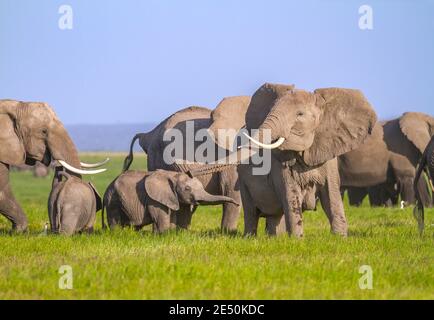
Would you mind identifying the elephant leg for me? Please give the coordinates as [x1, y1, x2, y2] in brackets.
[58, 209, 79, 235]
[400, 176, 415, 204]
[265, 214, 285, 236]
[106, 201, 124, 229]
[272, 164, 303, 238]
[319, 159, 348, 236]
[220, 170, 241, 232]
[241, 182, 259, 236]
[147, 200, 175, 233]
[0, 164, 28, 232]
[348, 187, 367, 207]
[176, 205, 193, 229]
[368, 187, 383, 207]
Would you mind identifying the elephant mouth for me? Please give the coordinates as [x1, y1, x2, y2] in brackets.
[41, 149, 52, 166]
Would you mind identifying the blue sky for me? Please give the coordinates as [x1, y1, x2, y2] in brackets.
[1, 0, 433, 124]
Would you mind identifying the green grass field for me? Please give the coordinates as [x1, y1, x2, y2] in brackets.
[0, 154, 432, 299]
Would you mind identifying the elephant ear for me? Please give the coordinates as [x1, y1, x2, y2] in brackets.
[0, 113, 26, 166]
[88, 182, 102, 212]
[245, 83, 295, 130]
[303, 88, 377, 166]
[208, 96, 251, 151]
[144, 170, 180, 211]
[399, 112, 434, 153]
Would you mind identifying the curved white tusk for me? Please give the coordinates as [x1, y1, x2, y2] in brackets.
[243, 133, 285, 149]
[58, 160, 107, 175]
[80, 158, 110, 168]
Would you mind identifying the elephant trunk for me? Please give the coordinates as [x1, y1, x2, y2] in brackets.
[48, 122, 106, 175]
[195, 190, 239, 206]
[243, 119, 285, 150]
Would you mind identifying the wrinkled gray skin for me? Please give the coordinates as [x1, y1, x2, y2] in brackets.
[0, 100, 89, 232]
[339, 114, 434, 207]
[48, 168, 102, 235]
[123, 105, 242, 232]
[103, 170, 238, 233]
[413, 136, 434, 234]
[209, 84, 377, 237]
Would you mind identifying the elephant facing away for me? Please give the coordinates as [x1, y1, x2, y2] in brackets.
[0, 99, 107, 232]
[48, 168, 102, 235]
[209, 83, 377, 237]
[103, 170, 238, 233]
[413, 136, 434, 234]
[123, 104, 245, 232]
[339, 113, 434, 207]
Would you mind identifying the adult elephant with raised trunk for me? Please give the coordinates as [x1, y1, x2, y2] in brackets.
[208, 83, 377, 237]
[0, 99, 108, 232]
[123, 104, 246, 232]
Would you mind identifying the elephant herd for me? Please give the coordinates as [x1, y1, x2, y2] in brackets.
[0, 83, 433, 236]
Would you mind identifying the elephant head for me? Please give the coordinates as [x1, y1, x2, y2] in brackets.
[209, 83, 377, 166]
[399, 112, 434, 154]
[144, 170, 239, 211]
[0, 99, 108, 174]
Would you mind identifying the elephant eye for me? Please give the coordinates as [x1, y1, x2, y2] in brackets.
[41, 129, 48, 136]
[296, 111, 304, 117]
[185, 185, 192, 192]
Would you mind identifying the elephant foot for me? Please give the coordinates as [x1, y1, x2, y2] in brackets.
[331, 227, 348, 237]
[221, 226, 238, 234]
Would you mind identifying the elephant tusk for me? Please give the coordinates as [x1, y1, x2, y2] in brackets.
[80, 158, 110, 168]
[58, 160, 107, 175]
[243, 133, 285, 149]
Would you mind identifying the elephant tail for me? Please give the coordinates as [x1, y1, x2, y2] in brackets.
[123, 133, 145, 172]
[413, 151, 427, 235]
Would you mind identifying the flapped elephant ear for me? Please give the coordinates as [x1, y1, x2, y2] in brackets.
[245, 83, 295, 130]
[88, 182, 102, 212]
[303, 88, 377, 166]
[144, 170, 180, 211]
[0, 113, 26, 166]
[208, 96, 251, 151]
[399, 112, 434, 153]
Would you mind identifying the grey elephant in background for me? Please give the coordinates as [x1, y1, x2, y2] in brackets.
[413, 136, 434, 234]
[343, 183, 399, 207]
[102, 170, 238, 233]
[339, 113, 434, 207]
[208, 83, 377, 237]
[0, 99, 107, 232]
[48, 168, 102, 235]
[123, 105, 244, 232]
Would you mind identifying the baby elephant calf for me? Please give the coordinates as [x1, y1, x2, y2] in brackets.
[48, 168, 102, 235]
[103, 169, 238, 233]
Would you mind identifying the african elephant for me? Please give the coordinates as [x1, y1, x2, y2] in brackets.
[343, 183, 399, 207]
[102, 170, 238, 233]
[339, 113, 434, 207]
[48, 168, 102, 235]
[123, 105, 244, 232]
[413, 135, 434, 234]
[208, 83, 377, 237]
[0, 99, 108, 232]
